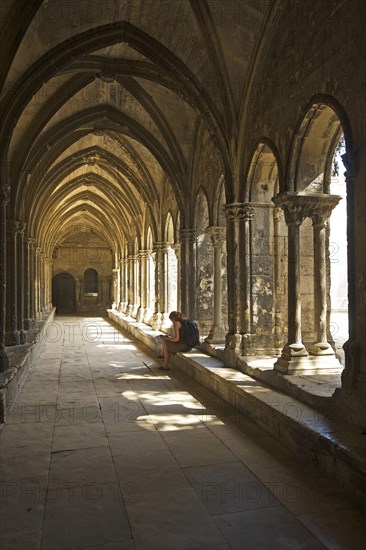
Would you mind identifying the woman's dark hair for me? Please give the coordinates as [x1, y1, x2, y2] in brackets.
[169, 311, 187, 321]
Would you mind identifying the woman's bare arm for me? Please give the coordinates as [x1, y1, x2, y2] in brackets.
[165, 320, 181, 342]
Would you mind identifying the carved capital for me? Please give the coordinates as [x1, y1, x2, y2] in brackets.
[205, 225, 226, 248]
[306, 195, 342, 226]
[153, 241, 169, 254]
[0, 186, 10, 204]
[273, 207, 284, 222]
[179, 228, 199, 243]
[224, 203, 254, 222]
[138, 249, 149, 260]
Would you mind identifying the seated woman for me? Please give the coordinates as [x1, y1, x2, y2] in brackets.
[160, 311, 199, 370]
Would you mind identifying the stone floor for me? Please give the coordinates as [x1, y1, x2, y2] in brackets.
[1, 316, 365, 550]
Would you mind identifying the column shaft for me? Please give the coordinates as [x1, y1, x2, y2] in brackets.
[0, 187, 10, 371]
[5, 221, 20, 345]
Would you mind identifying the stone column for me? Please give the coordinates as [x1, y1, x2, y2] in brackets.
[112, 268, 119, 308]
[5, 220, 20, 346]
[273, 207, 285, 351]
[144, 249, 154, 323]
[224, 203, 254, 360]
[17, 222, 27, 343]
[34, 246, 42, 320]
[272, 193, 308, 372]
[171, 243, 181, 313]
[331, 149, 366, 428]
[307, 197, 341, 355]
[45, 257, 52, 311]
[0, 187, 10, 371]
[137, 250, 148, 322]
[28, 238, 36, 326]
[205, 226, 226, 343]
[179, 229, 198, 319]
[151, 242, 169, 329]
[126, 249, 135, 317]
[119, 256, 126, 312]
[131, 253, 140, 317]
[40, 252, 46, 313]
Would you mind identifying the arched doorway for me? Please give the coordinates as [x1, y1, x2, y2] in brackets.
[52, 273, 76, 314]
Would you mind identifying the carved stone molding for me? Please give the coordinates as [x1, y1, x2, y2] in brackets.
[224, 203, 255, 222]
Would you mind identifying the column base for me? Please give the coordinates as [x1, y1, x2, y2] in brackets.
[205, 324, 226, 344]
[308, 341, 335, 356]
[24, 318, 36, 330]
[0, 349, 10, 372]
[5, 330, 20, 346]
[19, 329, 27, 345]
[151, 312, 164, 331]
[275, 342, 343, 374]
[131, 304, 139, 318]
[143, 308, 154, 324]
[136, 307, 146, 322]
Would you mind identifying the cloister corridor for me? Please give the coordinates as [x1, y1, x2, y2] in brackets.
[0, 316, 364, 550]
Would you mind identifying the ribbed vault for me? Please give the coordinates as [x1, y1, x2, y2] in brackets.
[1, 0, 272, 263]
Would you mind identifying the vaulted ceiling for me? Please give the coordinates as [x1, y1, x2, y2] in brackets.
[0, 0, 273, 259]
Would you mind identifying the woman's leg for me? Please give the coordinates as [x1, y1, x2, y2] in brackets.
[162, 339, 170, 369]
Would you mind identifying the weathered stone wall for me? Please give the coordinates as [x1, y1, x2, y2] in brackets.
[243, 0, 366, 172]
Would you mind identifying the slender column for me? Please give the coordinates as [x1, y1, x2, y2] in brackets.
[112, 268, 119, 308]
[45, 257, 52, 310]
[273, 207, 285, 350]
[24, 238, 32, 329]
[5, 220, 20, 346]
[224, 203, 254, 357]
[119, 256, 126, 311]
[137, 250, 148, 322]
[0, 187, 10, 371]
[144, 249, 155, 323]
[17, 222, 27, 343]
[205, 226, 226, 343]
[308, 196, 341, 355]
[40, 252, 46, 313]
[126, 248, 135, 316]
[35, 246, 42, 319]
[179, 229, 198, 318]
[272, 193, 308, 372]
[132, 253, 140, 317]
[151, 242, 169, 329]
[28, 239, 36, 325]
[171, 244, 181, 313]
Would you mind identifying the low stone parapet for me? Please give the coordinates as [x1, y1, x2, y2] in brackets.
[0, 309, 56, 424]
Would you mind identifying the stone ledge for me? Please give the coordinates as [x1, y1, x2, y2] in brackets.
[0, 309, 56, 425]
[108, 309, 167, 351]
[107, 311, 366, 507]
[171, 350, 366, 507]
